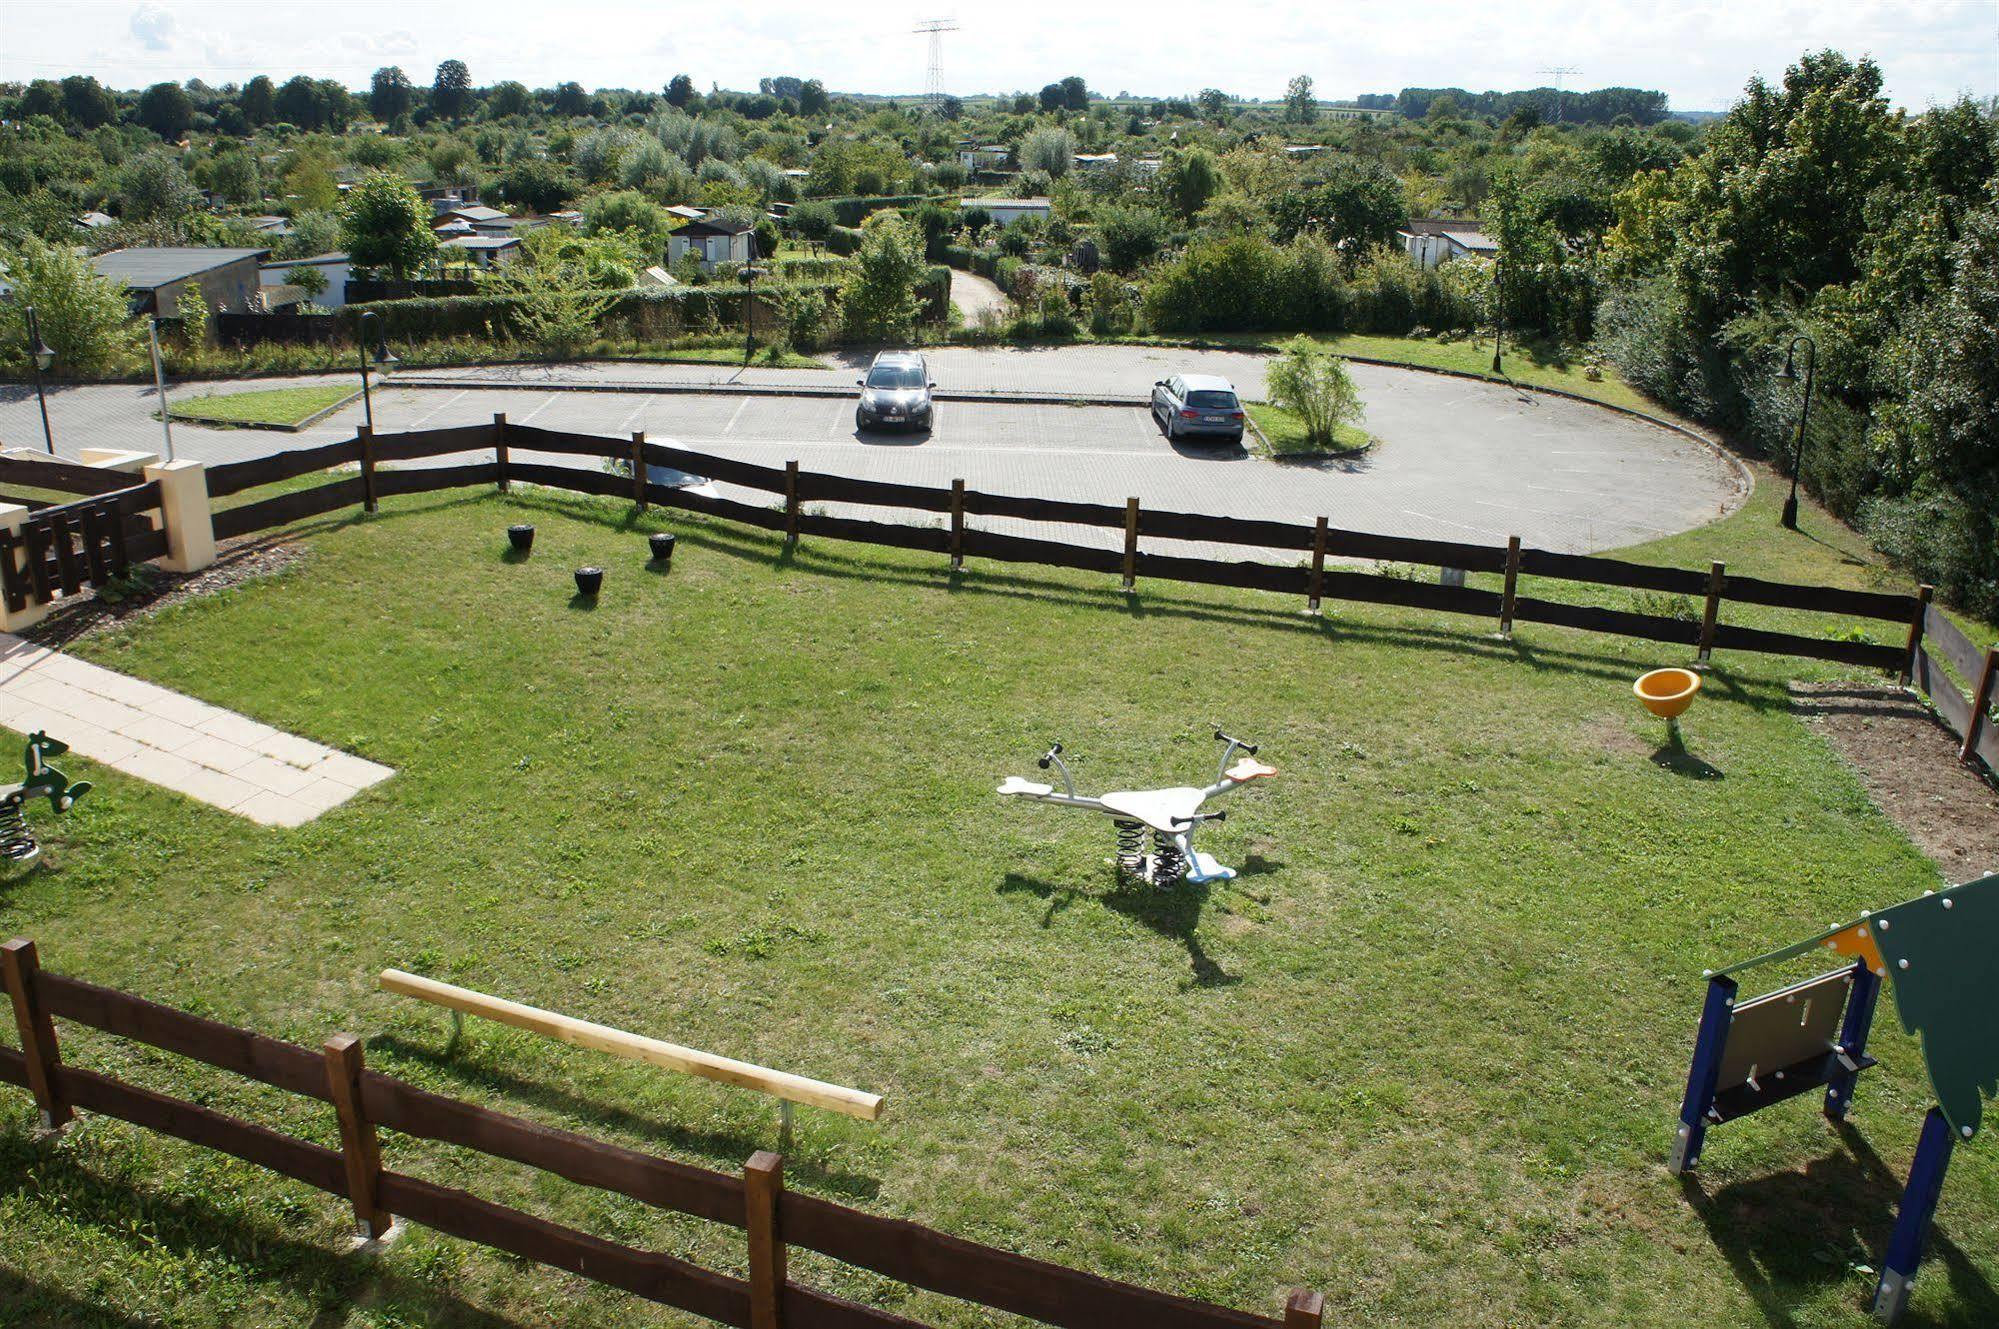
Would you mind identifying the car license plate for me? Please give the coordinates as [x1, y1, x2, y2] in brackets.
[884, 414, 904, 422]
[1205, 415, 1227, 423]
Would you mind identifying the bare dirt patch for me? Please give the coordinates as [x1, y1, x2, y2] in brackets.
[17, 535, 302, 650]
[1791, 682, 1999, 879]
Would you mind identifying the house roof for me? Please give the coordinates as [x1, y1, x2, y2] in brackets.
[445, 205, 509, 223]
[677, 218, 753, 237]
[1399, 217, 1478, 237]
[665, 204, 708, 220]
[259, 252, 348, 270]
[74, 211, 116, 229]
[442, 235, 522, 250]
[1443, 230, 1497, 252]
[966, 197, 1050, 209]
[91, 247, 269, 290]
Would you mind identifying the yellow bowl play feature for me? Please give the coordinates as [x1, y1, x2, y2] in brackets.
[1634, 667, 1702, 719]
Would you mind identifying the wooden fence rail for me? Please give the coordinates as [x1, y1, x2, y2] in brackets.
[195, 420, 1992, 760]
[1, 938, 1317, 1329]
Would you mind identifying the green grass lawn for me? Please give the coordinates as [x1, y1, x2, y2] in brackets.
[1242, 402, 1374, 456]
[2, 482, 1995, 1328]
[165, 384, 359, 430]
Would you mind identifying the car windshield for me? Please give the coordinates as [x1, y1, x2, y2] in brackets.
[1186, 390, 1238, 410]
[867, 365, 926, 390]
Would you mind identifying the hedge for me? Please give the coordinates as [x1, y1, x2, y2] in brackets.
[813, 193, 955, 227]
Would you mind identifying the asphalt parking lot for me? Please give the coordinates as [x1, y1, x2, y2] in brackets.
[0, 350, 1747, 556]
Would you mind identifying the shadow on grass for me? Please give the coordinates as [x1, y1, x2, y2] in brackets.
[1652, 723, 1725, 779]
[999, 870, 1243, 990]
[1678, 1119, 1999, 1328]
[0, 1123, 522, 1329]
[366, 1034, 880, 1202]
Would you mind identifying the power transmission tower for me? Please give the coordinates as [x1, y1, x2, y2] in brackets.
[914, 18, 959, 113]
[1537, 65, 1581, 122]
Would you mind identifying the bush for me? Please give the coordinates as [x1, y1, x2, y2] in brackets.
[0, 236, 140, 374]
[1265, 337, 1364, 447]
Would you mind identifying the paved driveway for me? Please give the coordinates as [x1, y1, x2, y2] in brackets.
[0, 348, 1746, 557]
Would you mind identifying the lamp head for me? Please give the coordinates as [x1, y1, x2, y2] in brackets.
[1778, 345, 1797, 382]
[31, 339, 55, 373]
[373, 339, 399, 370]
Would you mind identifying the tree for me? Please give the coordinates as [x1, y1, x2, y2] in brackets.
[137, 82, 193, 140]
[842, 211, 926, 340]
[275, 75, 324, 129]
[1269, 159, 1407, 250]
[1059, 76, 1088, 112]
[1196, 88, 1231, 122]
[19, 80, 62, 121]
[489, 232, 618, 353]
[119, 149, 201, 222]
[582, 190, 675, 252]
[789, 200, 836, 244]
[60, 76, 118, 128]
[1020, 126, 1075, 178]
[798, 79, 829, 116]
[369, 66, 414, 122]
[496, 158, 579, 213]
[284, 151, 341, 212]
[938, 95, 964, 121]
[240, 75, 275, 127]
[432, 59, 473, 121]
[1038, 84, 1065, 113]
[1266, 337, 1364, 447]
[665, 74, 698, 109]
[284, 263, 330, 301]
[1163, 147, 1221, 218]
[341, 170, 438, 278]
[0, 237, 139, 374]
[174, 282, 210, 346]
[1284, 75, 1315, 123]
[552, 82, 592, 117]
[1095, 204, 1169, 272]
[488, 81, 532, 118]
[206, 149, 261, 206]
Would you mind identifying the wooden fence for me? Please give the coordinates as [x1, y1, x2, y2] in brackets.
[204, 417, 1929, 683]
[0, 938, 1323, 1329]
[0, 456, 168, 612]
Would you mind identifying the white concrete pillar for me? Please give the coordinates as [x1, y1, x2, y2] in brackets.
[143, 459, 216, 573]
[79, 448, 160, 473]
[0, 504, 51, 632]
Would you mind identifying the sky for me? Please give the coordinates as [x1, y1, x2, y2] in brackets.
[2, 0, 1995, 112]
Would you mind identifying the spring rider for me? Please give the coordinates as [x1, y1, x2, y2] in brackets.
[1, 732, 92, 865]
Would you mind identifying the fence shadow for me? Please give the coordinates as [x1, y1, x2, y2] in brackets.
[0, 1122, 523, 1329]
[1676, 1120, 1999, 1328]
[366, 1033, 881, 1202]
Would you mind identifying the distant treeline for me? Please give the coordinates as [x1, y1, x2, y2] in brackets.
[1356, 87, 1670, 125]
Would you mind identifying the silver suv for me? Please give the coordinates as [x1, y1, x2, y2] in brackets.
[855, 351, 935, 433]
[1150, 373, 1245, 444]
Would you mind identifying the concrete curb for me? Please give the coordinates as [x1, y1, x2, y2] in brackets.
[159, 388, 364, 434]
[390, 377, 1150, 410]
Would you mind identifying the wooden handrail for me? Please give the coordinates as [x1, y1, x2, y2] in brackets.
[378, 969, 884, 1121]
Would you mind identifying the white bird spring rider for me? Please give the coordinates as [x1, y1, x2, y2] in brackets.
[998, 730, 1277, 886]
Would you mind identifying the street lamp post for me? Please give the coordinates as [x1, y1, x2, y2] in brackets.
[740, 265, 766, 369]
[1776, 334, 1817, 531]
[355, 311, 399, 432]
[147, 317, 176, 463]
[23, 305, 56, 455]
[1489, 257, 1504, 376]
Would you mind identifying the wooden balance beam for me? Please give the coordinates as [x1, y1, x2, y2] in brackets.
[378, 969, 883, 1122]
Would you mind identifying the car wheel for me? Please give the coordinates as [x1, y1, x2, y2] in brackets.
[855, 410, 867, 431]
[1164, 414, 1178, 441]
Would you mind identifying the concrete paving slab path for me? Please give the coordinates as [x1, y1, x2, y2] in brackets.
[0, 633, 391, 827]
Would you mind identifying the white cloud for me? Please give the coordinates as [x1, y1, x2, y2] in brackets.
[129, 3, 176, 51]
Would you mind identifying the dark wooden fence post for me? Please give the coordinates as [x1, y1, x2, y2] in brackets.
[631, 432, 648, 511]
[493, 412, 510, 493]
[357, 425, 378, 514]
[323, 1033, 392, 1239]
[1121, 497, 1139, 593]
[1499, 534, 1521, 639]
[1697, 561, 1725, 666]
[745, 1150, 786, 1329]
[950, 479, 965, 572]
[1, 939, 71, 1130]
[1284, 1288, 1324, 1327]
[1903, 585, 1934, 686]
[784, 461, 800, 545]
[1963, 645, 1997, 765]
[1308, 516, 1327, 615]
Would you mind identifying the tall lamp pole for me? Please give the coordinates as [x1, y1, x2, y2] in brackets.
[23, 305, 56, 455]
[355, 311, 399, 431]
[740, 264, 765, 369]
[1489, 257, 1504, 375]
[1776, 334, 1817, 530]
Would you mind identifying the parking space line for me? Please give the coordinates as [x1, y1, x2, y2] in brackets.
[518, 393, 560, 425]
[403, 389, 468, 430]
[723, 398, 751, 435]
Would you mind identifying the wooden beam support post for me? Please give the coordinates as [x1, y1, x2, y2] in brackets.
[1498, 534, 1521, 638]
[357, 425, 377, 514]
[745, 1150, 786, 1329]
[1307, 516, 1328, 614]
[1696, 561, 1725, 666]
[2, 939, 71, 1131]
[1962, 645, 1998, 765]
[784, 461, 800, 545]
[949, 479, 965, 572]
[630, 432, 648, 510]
[1903, 585, 1934, 687]
[1284, 1289, 1324, 1328]
[323, 1033, 392, 1239]
[493, 412, 510, 493]
[1121, 496, 1139, 594]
